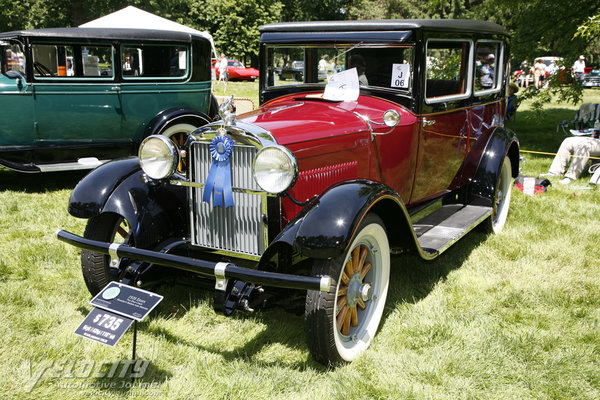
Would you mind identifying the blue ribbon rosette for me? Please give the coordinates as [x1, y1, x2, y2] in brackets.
[203, 136, 235, 207]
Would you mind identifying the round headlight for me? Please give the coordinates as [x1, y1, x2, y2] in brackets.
[139, 135, 178, 180]
[253, 146, 297, 193]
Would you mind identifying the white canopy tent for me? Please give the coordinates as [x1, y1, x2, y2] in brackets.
[79, 6, 217, 58]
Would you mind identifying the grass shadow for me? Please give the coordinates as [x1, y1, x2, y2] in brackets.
[141, 283, 326, 371]
[125, 229, 491, 372]
[0, 168, 87, 193]
[512, 107, 578, 152]
[384, 229, 489, 320]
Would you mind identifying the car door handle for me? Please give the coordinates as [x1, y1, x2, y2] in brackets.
[111, 86, 120, 91]
[422, 118, 436, 127]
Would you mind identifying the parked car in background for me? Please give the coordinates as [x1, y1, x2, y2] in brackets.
[277, 60, 329, 81]
[535, 56, 563, 71]
[278, 60, 304, 81]
[582, 69, 600, 87]
[513, 56, 563, 85]
[58, 19, 519, 365]
[0, 27, 217, 173]
[212, 59, 259, 81]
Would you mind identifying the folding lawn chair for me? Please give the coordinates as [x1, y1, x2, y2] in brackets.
[557, 103, 600, 135]
[556, 103, 600, 182]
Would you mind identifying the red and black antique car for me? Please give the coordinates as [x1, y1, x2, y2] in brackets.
[58, 20, 519, 365]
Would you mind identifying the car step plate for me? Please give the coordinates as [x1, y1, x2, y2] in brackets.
[413, 204, 492, 255]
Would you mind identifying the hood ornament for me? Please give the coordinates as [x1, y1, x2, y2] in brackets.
[219, 96, 236, 126]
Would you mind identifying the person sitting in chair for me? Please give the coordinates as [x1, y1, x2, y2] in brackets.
[544, 132, 600, 184]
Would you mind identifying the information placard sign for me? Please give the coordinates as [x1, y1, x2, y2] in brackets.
[390, 63, 410, 89]
[90, 282, 163, 321]
[74, 308, 133, 347]
[324, 68, 359, 102]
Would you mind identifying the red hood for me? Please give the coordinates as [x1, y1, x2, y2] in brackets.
[239, 95, 371, 146]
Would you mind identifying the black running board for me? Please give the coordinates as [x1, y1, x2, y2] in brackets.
[413, 204, 492, 256]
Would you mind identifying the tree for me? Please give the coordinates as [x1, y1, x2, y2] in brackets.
[474, 0, 600, 65]
[577, 15, 600, 39]
[2, 0, 599, 107]
[0, 1, 34, 31]
[575, 14, 600, 59]
[471, 0, 600, 109]
[0, 0, 196, 31]
[188, 0, 282, 66]
[279, 0, 351, 21]
[347, 0, 423, 19]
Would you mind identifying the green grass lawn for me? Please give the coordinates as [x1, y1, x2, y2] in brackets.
[212, 80, 259, 105]
[1, 87, 599, 399]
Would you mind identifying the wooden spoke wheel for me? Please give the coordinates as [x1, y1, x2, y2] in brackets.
[305, 214, 390, 365]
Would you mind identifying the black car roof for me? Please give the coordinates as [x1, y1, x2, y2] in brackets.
[0, 27, 206, 43]
[260, 19, 508, 36]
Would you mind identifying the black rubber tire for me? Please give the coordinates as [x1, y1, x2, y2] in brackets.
[305, 213, 390, 365]
[81, 213, 131, 296]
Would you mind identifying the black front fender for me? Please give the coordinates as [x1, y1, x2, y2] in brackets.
[68, 158, 188, 249]
[271, 180, 413, 260]
[68, 157, 141, 219]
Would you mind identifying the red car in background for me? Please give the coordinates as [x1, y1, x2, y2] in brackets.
[212, 59, 259, 81]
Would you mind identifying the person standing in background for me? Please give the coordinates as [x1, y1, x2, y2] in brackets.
[218, 53, 228, 83]
[572, 55, 586, 81]
[519, 59, 530, 88]
[533, 59, 546, 89]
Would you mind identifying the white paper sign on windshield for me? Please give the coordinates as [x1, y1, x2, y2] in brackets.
[324, 68, 360, 102]
[391, 63, 410, 89]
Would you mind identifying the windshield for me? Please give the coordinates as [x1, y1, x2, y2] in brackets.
[265, 44, 413, 93]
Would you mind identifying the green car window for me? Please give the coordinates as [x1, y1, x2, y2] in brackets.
[122, 45, 188, 79]
[32, 43, 113, 78]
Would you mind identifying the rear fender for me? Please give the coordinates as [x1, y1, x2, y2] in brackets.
[469, 127, 519, 206]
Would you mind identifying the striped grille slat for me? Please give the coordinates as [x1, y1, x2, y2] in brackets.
[190, 142, 263, 257]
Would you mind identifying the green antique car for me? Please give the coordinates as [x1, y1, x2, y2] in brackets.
[0, 27, 217, 172]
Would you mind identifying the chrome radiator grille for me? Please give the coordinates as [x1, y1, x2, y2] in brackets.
[189, 141, 265, 257]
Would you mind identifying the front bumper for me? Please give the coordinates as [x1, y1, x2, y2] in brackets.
[56, 230, 331, 292]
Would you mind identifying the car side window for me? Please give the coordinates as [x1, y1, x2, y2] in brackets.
[122, 45, 188, 79]
[2, 42, 25, 75]
[32, 43, 113, 78]
[474, 41, 503, 95]
[425, 40, 472, 103]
